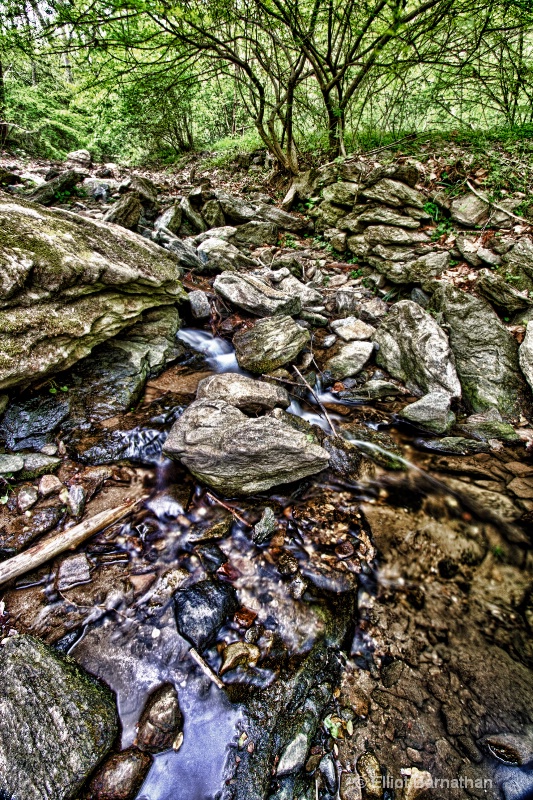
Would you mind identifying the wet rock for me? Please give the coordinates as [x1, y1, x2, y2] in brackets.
[277, 733, 310, 776]
[234, 221, 278, 246]
[83, 748, 152, 800]
[399, 392, 455, 434]
[196, 373, 290, 413]
[431, 283, 525, 417]
[197, 237, 257, 272]
[0, 395, 70, 451]
[0, 193, 186, 390]
[480, 732, 533, 766]
[360, 178, 425, 209]
[331, 317, 375, 341]
[103, 193, 143, 229]
[476, 268, 532, 313]
[29, 169, 86, 206]
[0, 634, 118, 800]
[324, 341, 374, 381]
[252, 506, 277, 544]
[68, 484, 86, 517]
[163, 398, 329, 494]
[156, 202, 182, 234]
[188, 289, 211, 320]
[202, 198, 225, 228]
[375, 251, 450, 284]
[173, 578, 238, 650]
[214, 273, 301, 317]
[356, 752, 383, 799]
[219, 641, 260, 674]
[136, 683, 182, 753]
[319, 754, 338, 794]
[195, 541, 227, 571]
[374, 300, 461, 397]
[234, 315, 310, 373]
[450, 192, 489, 226]
[17, 485, 38, 511]
[57, 553, 91, 591]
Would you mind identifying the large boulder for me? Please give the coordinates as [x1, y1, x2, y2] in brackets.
[233, 316, 310, 373]
[0, 193, 186, 390]
[431, 283, 526, 417]
[374, 300, 461, 397]
[0, 635, 118, 800]
[163, 398, 329, 494]
[196, 373, 290, 412]
[214, 273, 300, 317]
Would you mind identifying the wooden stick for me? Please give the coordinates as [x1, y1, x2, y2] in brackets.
[188, 646, 225, 689]
[292, 365, 337, 436]
[205, 492, 252, 528]
[466, 180, 529, 225]
[0, 496, 145, 589]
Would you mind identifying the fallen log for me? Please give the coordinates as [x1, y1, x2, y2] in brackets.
[0, 496, 145, 589]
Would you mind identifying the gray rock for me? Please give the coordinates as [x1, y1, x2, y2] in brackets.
[163, 398, 329, 494]
[19, 453, 61, 479]
[214, 273, 301, 317]
[254, 204, 308, 232]
[313, 201, 346, 232]
[29, 169, 86, 206]
[119, 175, 158, 210]
[372, 244, 421, 262]
[374, 251, 450, 284]
[450, 192, 489, 226]
[325, 341, 374, 380]
[340, 379, 402, 400]
[374, 300, 461, 397]
[360, 178, 425, 209]
[83, 178, 112, 203]
[192, 226, 237, 245]
[180, 196, 207, 232]
[364, 225, 429, 246]
[65, 149, 92, 169]
[188, 289, 211, 320]
[355, 206, 421, 228]
[0, 634, 118, 800]
[476, 268, 532, 313]
[17, 485, 38, 511]
[324, 228, 347, 252]
[57, 553, 91, 590]
[1, 395, 70, 451]
[215, 191, 257, 223]
[252, 506, 277, 544]
[277, 274, 323, 308]
[156, 202, 182, 234]
[197, 237, 257, 272]
[68, 484, 86, 517]
[330, 317, 375, 341]
[234, 221, 278, 246]
[201, 199, 226, 228]
[456, 235, 483, 266]
[419, 436, 490, 455]
[431, 283, 525, 417]
[136, 683, 182, 753]
[196, 373, 290, 412]
[322, 181, 359, 206]
[276, 732, 310, 776]
[104, 193, 143, 229]
[519, 320, 533, 393]
[458, 420, 520, 442]
[233, 315, 310, 373]
[399, 391, 455, 433]
[502, 237, 533, 275]
[337, 212, 365, 234]
[173, 578, 238, 649]
[364, 163, 420, 188]
[0, 194, 186, 391]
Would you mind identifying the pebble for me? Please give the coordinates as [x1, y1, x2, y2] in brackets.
[57, 553, 91, 591]
[83, 747, 152, 800]
[356, 752, 383, 799]
[277, 551, 299, 575]
[68, 485, 86, 517]
[219, 641, 260, 675]
[252, 507, 277, 544]
[136, 684, 182, 753]
[39, 474, 63, 496]
[17, 485, 38, 512]
[188, 289, 211, 320]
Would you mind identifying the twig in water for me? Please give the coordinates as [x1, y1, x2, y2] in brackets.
[205, 492, 253, 528]
[189, 646, 225, 690]
[466, 180, 530, 225]
[292, 365, 337, 436]
[0, 496, 146, 589]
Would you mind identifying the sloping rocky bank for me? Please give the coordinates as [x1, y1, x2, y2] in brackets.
[0, 148, 532, 800]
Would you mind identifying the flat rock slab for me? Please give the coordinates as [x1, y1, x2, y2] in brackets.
[196, 373, 290, 412]
[233, 315, 310, 373]
[163, 398, 329, 494]
[0, 192, 186, 390]
[214, 273, 300, 317]
[0, 634, 118, 800]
